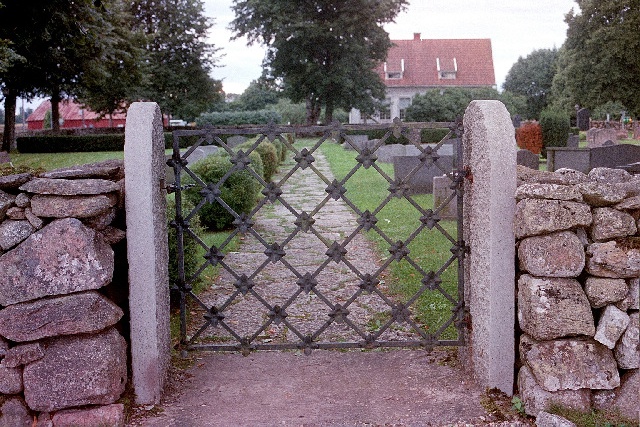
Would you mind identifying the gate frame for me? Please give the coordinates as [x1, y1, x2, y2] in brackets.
[124, 100, 516, 405]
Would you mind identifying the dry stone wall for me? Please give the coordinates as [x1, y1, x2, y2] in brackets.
[515, 165, 640, 420]
[0, 160, 127, 427]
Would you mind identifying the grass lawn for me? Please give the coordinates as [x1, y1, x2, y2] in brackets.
[316, 140, 462, 341]
[8, 151, 124, 171]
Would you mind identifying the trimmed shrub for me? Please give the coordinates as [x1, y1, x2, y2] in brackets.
[167, 197, 204, 303]
[273, 139, 286, 163]
[17, 134, 124, 153]
[515, 121, 543, 154]
[185, 152, 263, 231]
[539, 109, 570, 155]
[238, 141, 278, 182]
[195, 110, 282, 126]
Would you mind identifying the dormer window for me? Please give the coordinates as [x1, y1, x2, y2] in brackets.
[437, 57, 457, 80]
[384, 59, 404, 80]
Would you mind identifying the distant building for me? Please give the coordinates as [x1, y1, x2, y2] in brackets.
[349, 33, 497, 124]
[27, 99, 127, 130]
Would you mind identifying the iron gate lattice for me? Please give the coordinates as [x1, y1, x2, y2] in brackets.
[168, 118, 468, 355]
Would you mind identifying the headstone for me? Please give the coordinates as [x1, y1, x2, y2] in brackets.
[0, 151, 10, 165]
[376, 144, 406, 163]
[576, 108, 590, 131]
[634, 123, 640, 140]
[226, 135, 247, 148]
[516, 149, 539, 170]
[590, 144, 640, 170]
[589, 128, 618, 148]
[432, 175, 457, 220]
[512, 114, 522, 129]
[567, 134, 579, 148]
[393, 155, 454, 194]
[343, 134, 368, 151]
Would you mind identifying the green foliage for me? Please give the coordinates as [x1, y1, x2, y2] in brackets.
[236, 79, 280, 111]
[551, 2, 640, 116]
[510, 396, 525, 415]
[129, 0, 224, 121]
[166, 197, 204, 297]
[344, 128, 451, 145]
[230, 0, 408, 124]
[42, 110, 52, 130]
[237, 141, 279, 182]
[268, 98, 307, 125]
[503, 48, 559, 119]
[405, 87, 517, 122]
[539, 109, 570, 154]
[185, 153, 263, 231]
[592, 101, 628, 121]
[17, 134, 125, 153]
[195, 110, 282, 126]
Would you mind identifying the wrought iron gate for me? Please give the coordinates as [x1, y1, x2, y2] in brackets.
[168, 119, 468, 355]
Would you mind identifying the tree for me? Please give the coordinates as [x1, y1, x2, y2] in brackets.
[129, 0, 223, 121]
[404, 87, 521, 122]
[503, 48, 558, 120]
[550, 0, 640, 116]
[237, 79, 279, 111]
[230, 0, 409, 124]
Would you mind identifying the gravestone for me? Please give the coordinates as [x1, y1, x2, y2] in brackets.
[226, 135, 248, 148]
[634, 123, 640, 140]
[590, 144, 640, 170]
[567, 134, 580, 148]
[376, 144, 406, 163]
[512, 114, 522, 129]
[393, 155, 454, 194]
[343, 134, 369, 151]
[586, 128, 598, 143]
[517, 149, 539, 170]
[603, 140, 615, 146]
[0, 152, 10, 165]
[577, 108, 590, 131]
[589, 128, 618, 148]
[432, 175, 457, 220]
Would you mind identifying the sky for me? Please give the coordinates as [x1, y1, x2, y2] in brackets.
[204, 0, 578, 95]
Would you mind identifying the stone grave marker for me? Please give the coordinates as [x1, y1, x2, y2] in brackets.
[590, 144, 640, 170]
[343, 134, 369, 151]
[634, 123, 640, 140]
[577, 108, 590, 131]
[589, 128, 618, 148]
[393, 155, 454, 194]
[226, 135, 248, 148]
[567, 134, 580, 148]
[517, 149, 540, 170]
[432, 175, 457, 220]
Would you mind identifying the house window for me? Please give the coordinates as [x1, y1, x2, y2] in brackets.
[439, 71, 457, 80]
[399, 97, 411, 120]
[378, 100, 391, 120]
[386, 71, 402, 79]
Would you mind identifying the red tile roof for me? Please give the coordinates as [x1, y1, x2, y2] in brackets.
[379, 36, 496, 88]
[27, 99, 126, 122]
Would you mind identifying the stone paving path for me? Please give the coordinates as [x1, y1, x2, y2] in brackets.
[190, 150, 417, 348]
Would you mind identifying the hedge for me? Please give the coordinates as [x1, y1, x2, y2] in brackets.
[195, 110, 282, 126]
[539, 109, 570, 155]
[343, 128, 451, 145]
[17, 134, 124, 153]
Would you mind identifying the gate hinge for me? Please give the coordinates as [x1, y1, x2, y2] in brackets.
[464, 166, 473, 184]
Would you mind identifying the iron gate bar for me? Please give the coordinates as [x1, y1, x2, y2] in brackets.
[169, 119, 468, 355]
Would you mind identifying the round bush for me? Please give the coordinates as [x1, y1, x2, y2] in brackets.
[238, 141, 279, 182]
[185, 152, 263, 231]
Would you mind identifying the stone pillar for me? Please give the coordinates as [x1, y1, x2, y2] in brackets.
[124, 102, 170, 405]
[462, 100, 516, 395]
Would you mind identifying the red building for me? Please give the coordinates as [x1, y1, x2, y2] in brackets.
[27, 99, 127, 130]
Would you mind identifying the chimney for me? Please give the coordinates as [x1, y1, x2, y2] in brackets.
[413, 33, 421, 41]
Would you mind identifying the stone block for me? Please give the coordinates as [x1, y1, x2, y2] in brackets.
[5, 206, 25, 220]
[0, 218, 114, 306]
[30, 194, 116, 218]
[23, 328, 127, 412]
[518, 275, 594, 341]
[19, 177, 119, 196]
[0, 397, 32, 427]
[614, 312, 639, 369]
[610, 369, 639, 421]
[615, 195, 640, 210]
[518, 232, 585, 277]
[0, 173, 32, 191]
[0, 220, 34, 251]
[515, 183, 582, 202]
[514, 199, 592, 238]
[566, 134, 579, 148]
[0, 189, 15, 221]
[40, 160, 124, 180]
[51, 404, 125, 427]
[0, 360, 23, 394]
[0, 291, 123, 342]
[536, 411, 577, 427]
[518, 366, 590, 417]
[520, 336, 619, 391]
[588, 167, 632, 183]
[584, 277, 628, 308]
[590, 207, 637, 241]
[24, 207, 43, 230]
[586, 239, 640, 278]
[590, 144, 640, 170]
[594, 305, 630, 348]
[577, 182, 628, 207]
[3, 343, 44, 368]
[0, 336, 8, 358]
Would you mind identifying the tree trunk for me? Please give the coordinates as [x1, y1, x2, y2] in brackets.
[51, 92, 61, 131]
[305, 95, 321, 125]
[2, 88, 17, 152]
[324, 98, 334, 125]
